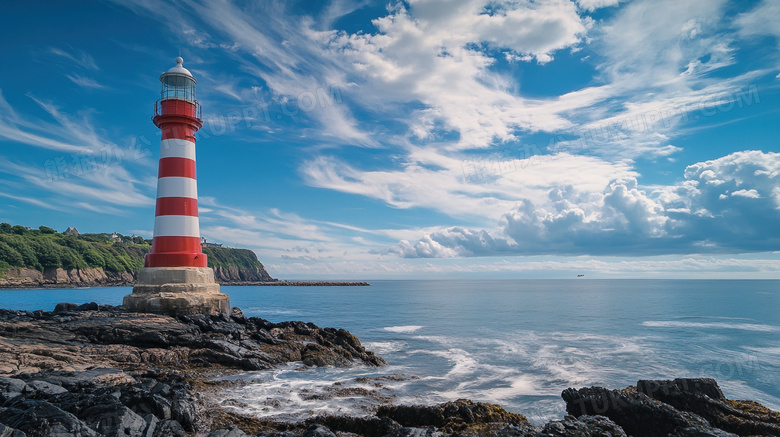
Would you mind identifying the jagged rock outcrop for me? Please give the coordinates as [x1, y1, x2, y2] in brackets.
[0, 304, 384, 436]
[376, 399, 530, 432]
[0, 304, 384, 375]
[563, 378, 780, 437]
[636, 378, 780, 436]
[307, 403, 626, 437]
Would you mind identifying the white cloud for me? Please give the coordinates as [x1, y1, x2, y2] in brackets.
[576, 0, 620, 12]
[0, 90, 96, 154]
[49, 47, 99, 70]
[736, 0, 780, 40]
[0, 92, 157, 213]
[66, 74, 106, 89]
[302, 150, 637, 223]
[395, 150, 780, 257]
[732, 189, 760, 199]
[314, 0, 587, 149]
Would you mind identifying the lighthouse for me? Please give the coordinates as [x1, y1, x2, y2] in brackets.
[124, 57, 229, 316]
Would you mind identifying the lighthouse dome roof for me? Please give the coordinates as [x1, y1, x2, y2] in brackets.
[163, 57, 194, 78]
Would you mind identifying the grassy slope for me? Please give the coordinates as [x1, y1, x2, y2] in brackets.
[0, 224, 265, 276]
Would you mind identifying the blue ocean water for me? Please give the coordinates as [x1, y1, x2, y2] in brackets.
[1, 280, 779, 424]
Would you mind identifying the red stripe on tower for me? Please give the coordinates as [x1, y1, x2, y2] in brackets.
[158, 157, 197, 179]
[145, 57, 207, 268]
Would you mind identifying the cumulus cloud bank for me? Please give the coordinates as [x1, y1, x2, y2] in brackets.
[395, 151, 780, 257]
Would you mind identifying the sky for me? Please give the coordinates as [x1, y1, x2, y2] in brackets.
[0, 0, 779, 279]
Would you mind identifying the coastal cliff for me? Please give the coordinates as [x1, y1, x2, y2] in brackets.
[212, 265, 275, 283]
[0, 265, 276, 288]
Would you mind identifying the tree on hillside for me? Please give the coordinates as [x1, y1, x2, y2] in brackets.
[33, 239, 62, 269]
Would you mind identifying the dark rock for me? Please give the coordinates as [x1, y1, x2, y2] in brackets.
[209, 425, 249, 437]
[78, 302, 100, 311]
[312, 415, 401, 437]
[27, 380, 68, 396]
[637, 378, 724, 401]
[492, 425, 537, 437]
[637, 378, 780, 436]
[53, 302, 79, 314]
[377, 399, 530, 433]
[82, 404, 148, 436]
[540, 415, 627, 436]
[0, 399, 99, 436]
[142, 414, 159, 437]
[384, 428, 443, 437]
[0, 423, 26, 437]
[154, 419, 188, 437]
[0, 377, 29, 404]
[303, 424, 337, 437]
[668, 426, 737, 437]
[562, 386, 716, 437]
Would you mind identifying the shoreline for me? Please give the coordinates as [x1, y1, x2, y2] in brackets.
[0, 304, 777, 436]
[0, 280, 370, 290]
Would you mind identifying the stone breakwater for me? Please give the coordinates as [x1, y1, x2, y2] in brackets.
[225, 281, 370, 286]
[0, 305, 778, 436]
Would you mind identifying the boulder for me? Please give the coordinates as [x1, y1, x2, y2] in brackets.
[377, 399, 530, 433]
[561, 386, 732, 437]
[637, 378, 780, 436]
[0, 399, 99, 436]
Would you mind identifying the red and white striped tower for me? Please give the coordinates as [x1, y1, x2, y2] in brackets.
[124, 57, 229, 316]
[148, 57, 205, 269]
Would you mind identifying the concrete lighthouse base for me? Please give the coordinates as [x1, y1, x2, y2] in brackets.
[124, 267, 230, 316]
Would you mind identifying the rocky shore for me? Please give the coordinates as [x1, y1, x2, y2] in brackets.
[0, 304, 777, 437]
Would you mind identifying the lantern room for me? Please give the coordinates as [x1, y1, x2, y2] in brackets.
[154, 57, 201, 121]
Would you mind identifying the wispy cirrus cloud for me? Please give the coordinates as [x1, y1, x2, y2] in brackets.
[0, 160, 154, 210]
[65, 74, 106, 89]
[0, 89, 95, 154]
[49, 47, 99, 70]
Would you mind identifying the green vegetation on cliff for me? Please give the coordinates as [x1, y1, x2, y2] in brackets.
[0, 223, 266, 275]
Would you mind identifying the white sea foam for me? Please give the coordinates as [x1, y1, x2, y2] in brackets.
[424, 348, 480, 377]
[217, 364, 416, 421]
[642, 321, 780, 332]
[243, 307, 303, 316]
[363, 341, 406, 355]
[383, 325, 423, 333]
[742, 346, 780, 355]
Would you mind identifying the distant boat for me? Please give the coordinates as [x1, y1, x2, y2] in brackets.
[577, 274, 585, 277]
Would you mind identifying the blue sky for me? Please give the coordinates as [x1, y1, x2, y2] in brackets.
[1, 0, 779, 279]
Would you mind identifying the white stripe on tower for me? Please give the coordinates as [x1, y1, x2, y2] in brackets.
[156, 177, 198, 199]
[153, 215, 201, 237]
[160, 138, 197, 160]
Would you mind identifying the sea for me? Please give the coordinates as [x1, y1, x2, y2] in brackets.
[1, 279, 779, 425]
